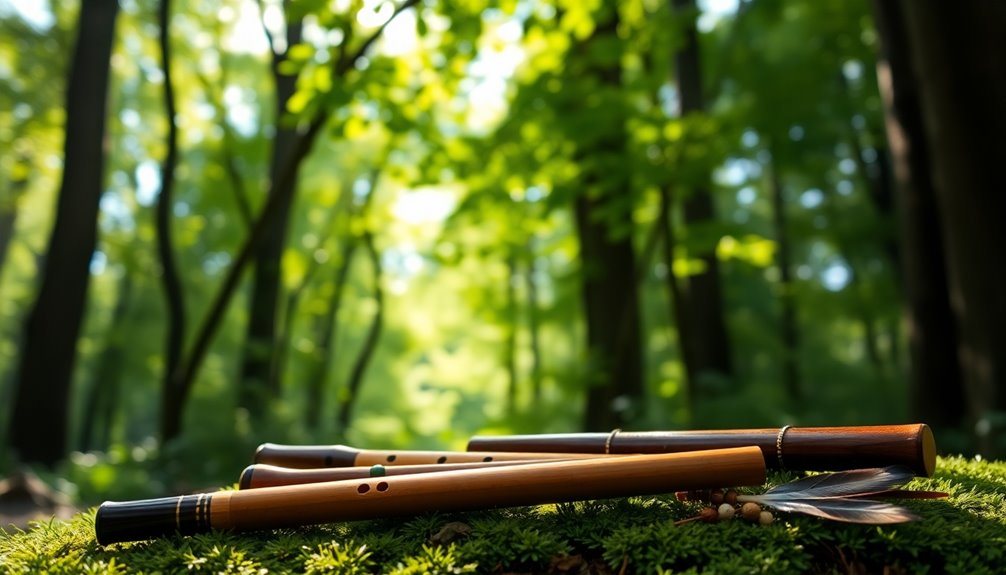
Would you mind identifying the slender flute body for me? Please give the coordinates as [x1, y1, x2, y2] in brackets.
[96, 447, 766, 545]
[467, 424, 937, 476]
[239, 459, 567, 489]
[254, 442, 607, 468]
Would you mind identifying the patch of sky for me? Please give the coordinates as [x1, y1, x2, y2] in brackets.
[842, 60, 863, 82]
[357, 0, 396, 28]
[353, 176, 372, 200]
[851, 114, 867, 130]
[392, 188, 456, 225]
[800, 188, 823, 209]
[526, 185, 544, 202]
[861, 147, 878, 163]
[837, 180, 854, 195]
[736, 186, 757, 205]
[223, 86, 257, 137]
[0, 0, 53, 30]
[100, 191, 133, 231]
[716, 158, 761, 186]
[203, 252, 232, 275]
[838, 158, 857, 175]
[741, 129, 759, 148]
[822, 260, 851, 292]
[658, 83, 679, 116]
[90, 250, 107, 276]
[789, 125, 805, 141]
[697, 0, 739, 32]
[120, 109, 141, 129]
[135, 161, 160, 207]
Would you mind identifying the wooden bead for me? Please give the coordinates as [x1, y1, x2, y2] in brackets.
[699, 507, 719, 522]
[717, 503, 736, 520]
[741, 502, 762, 522]
[724, 490, 738, 505]
[759, 511, 774, 525]
[710, 489, 725, 505]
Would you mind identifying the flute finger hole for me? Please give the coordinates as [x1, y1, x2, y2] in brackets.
[386, 455, 397, 462]
[483, 456, 493, 462]
[437, 456, 447, 464]
[376, 482, 389, 492]
[358, 484, 370, 494]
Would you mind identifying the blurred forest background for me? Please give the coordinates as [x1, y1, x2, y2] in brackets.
[0, 0, 1004, 503]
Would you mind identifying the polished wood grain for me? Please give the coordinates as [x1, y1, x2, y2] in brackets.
[467, 424, 937, 476]
[254, 442, 608, 468]
[239, 460, 569, 489]
[214, 447, 766, 532]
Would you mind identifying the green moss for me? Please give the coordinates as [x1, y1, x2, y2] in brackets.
[2, 456, 1004, 574]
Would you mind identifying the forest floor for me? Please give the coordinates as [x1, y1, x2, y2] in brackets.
[0, 456, 1004, 574]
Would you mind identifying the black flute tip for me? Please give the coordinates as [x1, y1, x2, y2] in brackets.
[95, 493, 214, 545]
[239, 465, 255, 490]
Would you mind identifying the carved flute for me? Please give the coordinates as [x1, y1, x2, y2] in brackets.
[253, 442, 609, 468]
[95, 447, 766, 545]
[467, 424, 937, 476]
[239, 459, 568, 489]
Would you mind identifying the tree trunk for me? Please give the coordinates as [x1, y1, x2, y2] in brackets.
[671, 0, 734, 395]
[238, 13, 304, 417]
[6, 0, 119, 466]
[898, 1, 1006, 453]
[504, 251, 518, 414]
[525, 238, 543, 403]
[768, 154, 801, 402]
[335, 230, 384, 433]
[78, 273, 133, 452]
[0, 153, 29, 287]
[305, 239, 356, 430]
[871, 0, 965, 433]
[659, 186, 694, 420]
[572, 4, 644, 431]
[155, 0, 186, 443]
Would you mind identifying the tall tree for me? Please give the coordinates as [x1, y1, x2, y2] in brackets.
[570, 2, 645, 430]
[896, 1, 1006, 453]
[159, 0, 420, 441]
[7, 0, 120, 466]
[155, 0, 187, 443]
[871, 0, 964, 433]
[238, 1, 304, 417]
[669, 0, 734, 397]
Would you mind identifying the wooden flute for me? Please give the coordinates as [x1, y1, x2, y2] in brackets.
[95, 447, 766, 545]
[467, 424, 937, 476]
[240, 459, 569, 489]
[253, 442, 609, 468]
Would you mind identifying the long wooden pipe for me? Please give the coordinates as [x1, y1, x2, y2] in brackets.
[253, 442, 608, 468]
[467, 424, 937, 476]
[239, 459, 567, 489]
[96, 447, 766, 545]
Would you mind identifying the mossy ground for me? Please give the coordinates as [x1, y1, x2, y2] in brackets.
[1, 456, 1004, 574]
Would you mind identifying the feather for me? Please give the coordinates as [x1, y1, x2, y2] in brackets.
[739, 466, 926, 524]
[762, 466, 915, 498]
[748, 496, 919, 524]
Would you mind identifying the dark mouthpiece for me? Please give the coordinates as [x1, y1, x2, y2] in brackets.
[95, 493, 214, 545]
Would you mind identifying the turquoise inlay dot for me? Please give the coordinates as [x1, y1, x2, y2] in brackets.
[369, 465, 387, 477]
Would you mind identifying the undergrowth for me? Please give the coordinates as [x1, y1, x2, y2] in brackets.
[1, 456, 1004, 574]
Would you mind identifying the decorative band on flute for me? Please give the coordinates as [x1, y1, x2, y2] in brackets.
[467, 424, 937, 476]
[253, 443, 607, 469]
[96, 447, 766, 545]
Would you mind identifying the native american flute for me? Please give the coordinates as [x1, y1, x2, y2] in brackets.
[467, 424, 937, 476]
[95, 447, 766, 545]
[253, 442, 608, 468]
[239, 459, 569, 489]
